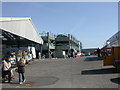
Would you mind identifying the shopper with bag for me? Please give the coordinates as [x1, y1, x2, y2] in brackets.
[10, 70, 14, 79]
[2, 58, 12, 83]
[17, 57, 26, 84]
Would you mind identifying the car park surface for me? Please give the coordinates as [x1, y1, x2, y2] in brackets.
[1, 56, 119, 88]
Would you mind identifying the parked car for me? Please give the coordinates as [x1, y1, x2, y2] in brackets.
[80, 53, 85, 56]
[85, 52, 91, 56]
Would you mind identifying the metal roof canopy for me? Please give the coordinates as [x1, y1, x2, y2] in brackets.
[0, 18, 43, 45]
[1, 30, 37, 45]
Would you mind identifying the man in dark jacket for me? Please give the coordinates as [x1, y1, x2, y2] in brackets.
[97, 48, 101, 57]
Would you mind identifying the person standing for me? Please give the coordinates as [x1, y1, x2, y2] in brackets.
[2, 58, 12, 83]
[38, 52, 41, 59]
[97, 48, 101, 57]
[17, 57, 26, 84]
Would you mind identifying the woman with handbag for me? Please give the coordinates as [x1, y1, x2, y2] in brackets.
[2, 58, 12, 83]
[17, 57, 26, 84]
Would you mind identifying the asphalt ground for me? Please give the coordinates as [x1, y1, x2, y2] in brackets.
[1, 56, 120, 88]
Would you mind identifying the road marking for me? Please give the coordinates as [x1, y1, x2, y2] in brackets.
[15, 85, 20, 88]
[25, 84, 31, 87]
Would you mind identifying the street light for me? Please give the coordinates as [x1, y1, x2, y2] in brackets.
[106, 40, 110, 47]
[106, 41, 110, 45]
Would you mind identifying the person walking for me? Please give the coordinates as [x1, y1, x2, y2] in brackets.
[2, 58, 12, 83]
[97, 48, 101, 57]
[17, 57, 26, 84]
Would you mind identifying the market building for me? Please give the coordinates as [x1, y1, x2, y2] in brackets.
[41, 32, 55, 58]
[0, 17, 43, 61]
[41, 33, 81, 58]
[54, 34, 81, 58]
[105, 31, 120, 47]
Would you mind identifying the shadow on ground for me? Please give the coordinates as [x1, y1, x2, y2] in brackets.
[2, 76, 59, 88]
[26, 76, 59, 87]
[81, 68, 118, 75]
[110, 78, 120, 85]
[84, 56, 103, 62]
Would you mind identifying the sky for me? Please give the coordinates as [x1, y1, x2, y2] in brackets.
[2, 2, 118, 49]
